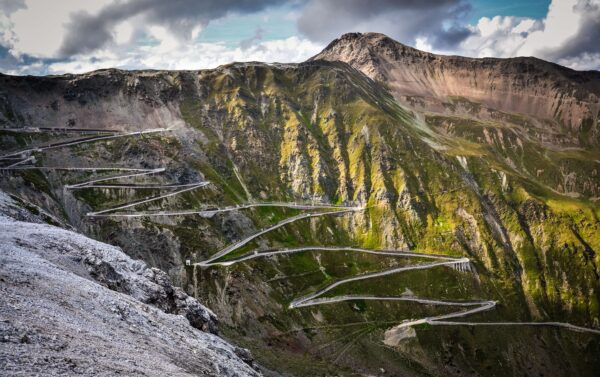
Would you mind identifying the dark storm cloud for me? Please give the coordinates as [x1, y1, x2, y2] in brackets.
[59, 0, 286, 57]
[297, 0, 472, 49]
[431, 23, 472, 49]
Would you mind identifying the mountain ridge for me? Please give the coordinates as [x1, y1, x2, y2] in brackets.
[1, 32, 599, 376]
[311, 32, 600, 138]
[312, 32, 600, 78]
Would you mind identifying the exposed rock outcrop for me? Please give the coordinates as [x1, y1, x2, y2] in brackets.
[311, 32, 600, 141]
[0, 192, 260, 376]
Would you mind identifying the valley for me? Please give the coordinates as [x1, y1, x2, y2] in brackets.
[1, 33, 600, 376]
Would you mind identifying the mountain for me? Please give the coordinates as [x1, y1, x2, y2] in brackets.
[311, 32, 600, 141]
[1, 33, 599, 376]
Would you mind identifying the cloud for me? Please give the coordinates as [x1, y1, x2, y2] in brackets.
[0, 0, 285, 59]
[1, 0, 599, 74]
[7, 0, 112, 58]
[58, 0, 288, 57]
[458, 0, 600, 70]
[0, 0, 322, 75]
[0, 0, 25, 14]
[7, 36, 322, 75]
[0, 0, 23, 51]
[240, 26, 265, 50]
[526, 0, 600, 65]
[296, 0, 600, 70]
[297, 0, 473, 49]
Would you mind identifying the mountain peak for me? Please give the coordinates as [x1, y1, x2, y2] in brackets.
[309, 32, 428, 81]
[320, 32, 415, 53]
[310, 32, 600, 132]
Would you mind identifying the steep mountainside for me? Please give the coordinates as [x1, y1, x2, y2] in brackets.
[311, 32, 600, 143]
[1, 35, 599, 376]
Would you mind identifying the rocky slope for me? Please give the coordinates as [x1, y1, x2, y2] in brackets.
[311, 32, 600, 142]
[0, 34, 599, 376]
[0, 191, 260, 376]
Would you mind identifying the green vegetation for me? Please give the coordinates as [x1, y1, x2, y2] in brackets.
[3, 61, 599, 376]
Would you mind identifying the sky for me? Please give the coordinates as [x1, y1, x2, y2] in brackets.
[0, 0, 598, 75]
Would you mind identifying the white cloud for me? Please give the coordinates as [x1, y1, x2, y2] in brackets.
[556, 52, 600, 70]
[33, 36, 322, 75]
[0, 12, 17, 48]
[113, 20, 135, 45]
[1, 0, 599, 74]
[8, 0, 111, 58]
[518, 0, 582, 56]
[1, 0, 316, 75]
[459, 16, 535, 58]
[457, 0, 600, 70]
[1, 0, 322, 75]
[415, 37, 433, 52]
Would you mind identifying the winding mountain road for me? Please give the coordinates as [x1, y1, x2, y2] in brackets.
[0, 127, 170, 160]
[3, 156, 35, 168]
[202, 246, 458, 266]
[65, 168, 166, 188]
[196, 208, 364, 266]
[3, 124, 599, 337]
[86, 182, 211, 216]
[3, 127, 120, 133]
[195, 209, 600, 337]
[86, 202, 362, 218]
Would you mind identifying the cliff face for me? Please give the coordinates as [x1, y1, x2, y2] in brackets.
[311, 32, 600, 142]
[0, 36, 599, 376]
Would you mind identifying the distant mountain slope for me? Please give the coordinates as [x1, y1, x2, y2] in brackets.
[310, 32, 600, 143]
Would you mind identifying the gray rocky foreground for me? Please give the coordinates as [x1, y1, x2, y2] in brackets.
[0, 191, 261, 376]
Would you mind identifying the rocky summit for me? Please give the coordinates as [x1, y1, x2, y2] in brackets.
[1, 32, 599, 376]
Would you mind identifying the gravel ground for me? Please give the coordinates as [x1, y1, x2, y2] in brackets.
[0, 192, 261, 376]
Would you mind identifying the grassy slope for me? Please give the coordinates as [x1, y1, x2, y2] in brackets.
[1, 62, 599, 376]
